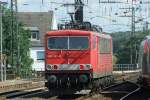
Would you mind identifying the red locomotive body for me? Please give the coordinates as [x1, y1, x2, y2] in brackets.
[45, 30, 113, 93]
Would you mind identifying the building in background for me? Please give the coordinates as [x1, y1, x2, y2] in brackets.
[18, 11, 57, 71]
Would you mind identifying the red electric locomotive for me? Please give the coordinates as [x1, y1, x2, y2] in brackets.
[45, 29, 113, 94]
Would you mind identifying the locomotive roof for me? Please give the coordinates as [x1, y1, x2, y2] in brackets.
[46, 30, 111, 39]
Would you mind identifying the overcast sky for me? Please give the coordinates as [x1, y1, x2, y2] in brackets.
[1, 0, 150, 33]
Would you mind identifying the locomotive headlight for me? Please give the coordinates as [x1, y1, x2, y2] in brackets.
[46, 64, 52, 70]
[79, 74, 88, 83]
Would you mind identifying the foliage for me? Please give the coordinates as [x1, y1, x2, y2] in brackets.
[2, 6, 33, 72]
[111, 30, 150, 64]
[19, 25, 33, 69]
[113, 55, 118, 64]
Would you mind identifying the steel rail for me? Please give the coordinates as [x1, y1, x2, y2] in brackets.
[2, 87, 45, 99]
[120, 87, 141, 100]
[101, 81, 139, 94]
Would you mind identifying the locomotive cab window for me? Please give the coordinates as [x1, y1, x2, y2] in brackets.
[48, 37, 68, 50]
[69, 37, 89, 50]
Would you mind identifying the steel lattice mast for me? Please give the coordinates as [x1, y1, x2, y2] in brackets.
[10, 0, 19, 75]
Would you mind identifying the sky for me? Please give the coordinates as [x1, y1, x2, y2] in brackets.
[1, 0, 150, 33]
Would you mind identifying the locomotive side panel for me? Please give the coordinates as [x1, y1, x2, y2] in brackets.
[91, 34, 113, 78]
[98, 37, 112, 77]
[90, 34, 98, 77]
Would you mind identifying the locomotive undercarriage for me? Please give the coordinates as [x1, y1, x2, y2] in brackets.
[45, 73, 114, 95]
[45, 73, 91, 95]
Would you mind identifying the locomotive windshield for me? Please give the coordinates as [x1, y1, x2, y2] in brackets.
[48, 36, 89, 50]
[69, 37, 88, 50]
[48, 37, 68, 49]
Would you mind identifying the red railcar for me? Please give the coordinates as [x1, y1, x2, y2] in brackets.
[138, 36, 150, 87]
[45, 30, 113, 94]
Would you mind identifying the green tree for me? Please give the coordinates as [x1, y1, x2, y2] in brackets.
[111, 30, 150, 64]
[113, 55, 118, 64]
[19, 25, 33, 69]
[2, 6, 33, 75]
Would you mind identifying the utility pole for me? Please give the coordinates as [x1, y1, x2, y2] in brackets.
[10, 0, 14, 70]
[0, 1, 7, 81]
[103, 0, 137, 64]
[120, 7, 135, 64]
[0, 2, 3, 81]
[118, 4, 136, 64]
[130, 0, 135, 64]
[119, 0, 150, 64]
[10, 0, 19, 77]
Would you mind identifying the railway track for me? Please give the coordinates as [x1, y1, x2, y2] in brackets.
[1, 81, 140, 100]
[102, 81, 139, 93]
[0, 74, 143, 100]
[21, 89, 86, 99]
[121, 87, 150, 100]
[0, 87, 46, 99]
[76, 81, 140, 100]
[6, 84, 148, 100]
[86, 81, 140, 100]
[0, 87, 85, 100]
